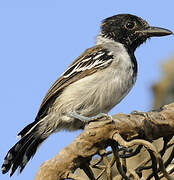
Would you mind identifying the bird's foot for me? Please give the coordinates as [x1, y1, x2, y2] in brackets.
[69, 112, 112, 124]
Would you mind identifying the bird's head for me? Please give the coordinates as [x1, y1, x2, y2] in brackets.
[100, 14, 173, 52]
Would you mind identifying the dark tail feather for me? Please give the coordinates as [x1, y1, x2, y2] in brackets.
[17, 122, 36, 137]
[1, 122, 45, 176]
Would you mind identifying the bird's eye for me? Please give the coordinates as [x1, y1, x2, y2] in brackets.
[125, 22, 135, 30]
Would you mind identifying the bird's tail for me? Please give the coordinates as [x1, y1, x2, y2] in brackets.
[1, 120, 47, 176]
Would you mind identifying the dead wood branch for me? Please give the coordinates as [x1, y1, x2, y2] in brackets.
[34, 103, 174, 180]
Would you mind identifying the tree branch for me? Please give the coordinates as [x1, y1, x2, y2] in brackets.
[34, 103, 174, 180]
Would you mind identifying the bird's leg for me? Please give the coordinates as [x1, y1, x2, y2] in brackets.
[69, 111, 111, 123]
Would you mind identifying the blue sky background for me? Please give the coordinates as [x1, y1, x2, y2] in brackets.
[0, 1, 173, 179]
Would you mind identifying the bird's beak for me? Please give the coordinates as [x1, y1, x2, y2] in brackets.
[141, 26, 173, 37]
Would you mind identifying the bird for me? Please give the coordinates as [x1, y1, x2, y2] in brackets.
[2, 14, 172, 177]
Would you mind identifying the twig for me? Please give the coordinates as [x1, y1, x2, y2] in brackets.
[119, 145, 143, 158]
[161, 136, 173, 157]
[111, 143, 128, 180]
[112, 133, 174, 180]
[135, 138, 174, 175]
[103, 155, 112, 180]
[164, 147, 174, 168]
[147, 149, 159, 180]
[91, 156, 104, 170]
[121, 150, 127, 173]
